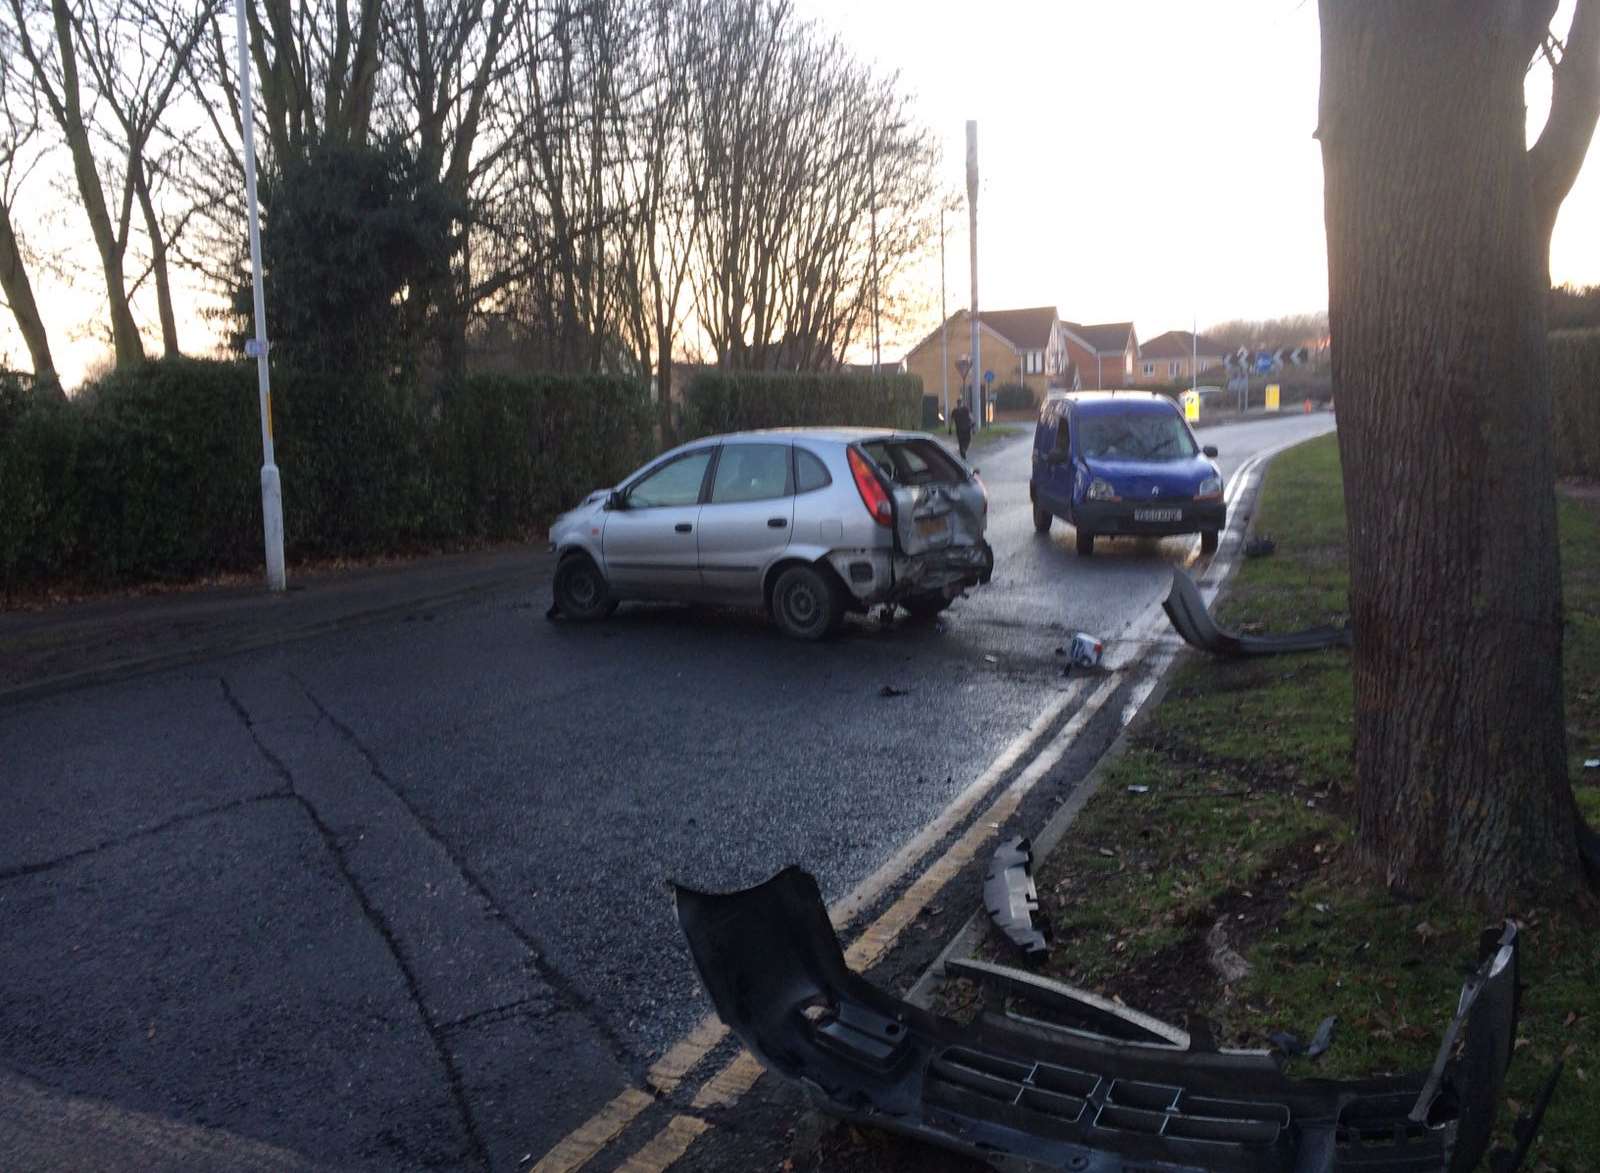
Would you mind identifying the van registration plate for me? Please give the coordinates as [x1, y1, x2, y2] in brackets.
[1134, 507, 1182, 522]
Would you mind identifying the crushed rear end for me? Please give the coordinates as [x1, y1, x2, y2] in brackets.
[829, 436, 993, 607]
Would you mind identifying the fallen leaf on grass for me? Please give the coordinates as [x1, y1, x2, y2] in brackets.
[1098, 847, 1116, 858]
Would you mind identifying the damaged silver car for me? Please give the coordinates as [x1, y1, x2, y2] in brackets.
[547, 429, 993, 639]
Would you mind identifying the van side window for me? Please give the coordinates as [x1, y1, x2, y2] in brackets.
[1052, 416, 1071, 458]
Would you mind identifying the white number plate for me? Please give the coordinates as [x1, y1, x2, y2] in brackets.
[1134, 508, 1182, 522]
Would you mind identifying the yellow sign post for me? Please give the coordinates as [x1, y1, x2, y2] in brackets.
[1181, 389, 1200, 423]
[1266, 383, 1280, 412]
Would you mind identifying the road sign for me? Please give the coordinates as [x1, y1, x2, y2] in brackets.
[983, 370, 995, 384]
[956, 357, 972, 381]
[1181, 389, 1200, 423]
[1266, 383, 1280, 411]
[1254, 351, 1274, 374]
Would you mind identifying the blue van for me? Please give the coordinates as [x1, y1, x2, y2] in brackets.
[1029, 392, 1224, 557]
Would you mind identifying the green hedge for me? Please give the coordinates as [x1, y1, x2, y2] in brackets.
[0, 360, 654, 593]
[993, 382, 1035, 411]
[679, 370, 922, 439]
[1552, 329, 1600, 479]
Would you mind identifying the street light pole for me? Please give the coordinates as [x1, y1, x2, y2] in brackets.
[870, 144, 880, 376]
[234, 0, 285, 592]
[939, 206, 948, 421]
[966, 121, 980, 427]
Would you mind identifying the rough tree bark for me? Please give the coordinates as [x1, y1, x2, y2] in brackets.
[1318, 0, 1595, 901]
[0, 197, 58, 388]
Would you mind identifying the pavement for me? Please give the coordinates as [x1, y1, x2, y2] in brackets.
[0, 411, 1335, 1172]
[0, 546, 553, 703]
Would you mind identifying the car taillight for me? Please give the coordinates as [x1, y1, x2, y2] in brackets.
[847, 447, 894, 527]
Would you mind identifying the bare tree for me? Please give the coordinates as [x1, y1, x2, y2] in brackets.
[0, 10, 60, 389]
[1317, 0, 1599, 900]
[6, 0, 214, 367]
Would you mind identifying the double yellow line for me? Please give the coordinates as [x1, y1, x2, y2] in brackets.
[529, 672, 1122, 1173]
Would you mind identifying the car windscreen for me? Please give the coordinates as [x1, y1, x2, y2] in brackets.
[1077, 411, 1198, 462]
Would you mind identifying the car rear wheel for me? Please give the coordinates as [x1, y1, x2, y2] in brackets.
[553, 553, 615, 621]
[1200, 529, 1219, 555]
[1032, 504, 1052, 533]
[1075, 528, 1095, 557]
[902, 592, 953, 621]
[771, 565, 840, 641]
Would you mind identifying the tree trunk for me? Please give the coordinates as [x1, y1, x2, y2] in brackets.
[49, 0, 143, 368]
[0, 198, 60, 393]
[1318, 0, 1581, 901]
[133, 162, 179, 359]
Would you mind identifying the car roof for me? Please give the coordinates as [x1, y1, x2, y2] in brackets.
[682, 426, 929, 446]
[1058, 391, 1179, 417]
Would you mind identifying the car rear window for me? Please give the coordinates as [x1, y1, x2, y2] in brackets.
[858, 439, 964, 485]
[795, 448, 832, 493]
[1078, 411, 1198, 462]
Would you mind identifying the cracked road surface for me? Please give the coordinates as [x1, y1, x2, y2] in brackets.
[0, 413, 1333, 1170]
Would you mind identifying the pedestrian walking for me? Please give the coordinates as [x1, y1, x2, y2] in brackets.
[952, 400, 974, 460]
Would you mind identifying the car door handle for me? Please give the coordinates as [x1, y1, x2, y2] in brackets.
[767, 518, 788, 528]
[675, 523, 693, 533]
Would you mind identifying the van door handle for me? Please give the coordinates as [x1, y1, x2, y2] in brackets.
[767, 518, 788, 528]
[675, 523, 692, 533]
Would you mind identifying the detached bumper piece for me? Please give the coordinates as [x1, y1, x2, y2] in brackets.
[673, 867, 1541, 1173]
[984, 838, 1051, 959]
[1164, 567, 1352, 657]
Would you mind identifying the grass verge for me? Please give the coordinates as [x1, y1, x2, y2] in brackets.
[1016, 434, 1599, 1168]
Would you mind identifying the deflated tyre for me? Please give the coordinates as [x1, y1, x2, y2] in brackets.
[553, 553, 615, 621]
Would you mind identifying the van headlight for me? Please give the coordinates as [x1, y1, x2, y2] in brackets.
[1087, 478, 1118, 502]
[1197, 475, 1222, 501]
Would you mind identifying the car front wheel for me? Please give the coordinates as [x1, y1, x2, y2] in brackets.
[771, 565, 840, 641]
[1032, 503, 1052, 533]
[1075, 528, 1095, 557]
[553, 553, 615, 621]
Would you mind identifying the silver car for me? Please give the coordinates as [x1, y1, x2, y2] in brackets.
[547, 428, 993, 639]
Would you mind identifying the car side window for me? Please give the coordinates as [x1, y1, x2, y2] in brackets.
[1053, 415, 1071, 458]
[626, 450, 712, 508]
[709, 443, 792, 504]
[795, 448, 832, 493]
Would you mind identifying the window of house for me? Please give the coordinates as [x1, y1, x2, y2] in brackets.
[1142, 361, 1154, 377]
[1169, 360, 1181, 377]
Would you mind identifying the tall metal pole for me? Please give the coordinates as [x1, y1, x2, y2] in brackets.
[870, 143, 880, 376]
[939, 206, 948, 421]
[966, 121, 979, 427]
[235, 0, 285, 592]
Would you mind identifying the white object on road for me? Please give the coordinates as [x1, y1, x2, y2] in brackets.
[1070, 632, 1103, 669]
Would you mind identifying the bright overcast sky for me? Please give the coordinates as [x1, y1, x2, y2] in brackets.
[798, 0, 1600, 359]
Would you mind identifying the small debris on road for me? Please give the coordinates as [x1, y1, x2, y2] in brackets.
[1126, 785, 1150, 795]
[983, 654, 998, 664]
[878, 684, 910, 698]
[1070, 632, 1103, 668]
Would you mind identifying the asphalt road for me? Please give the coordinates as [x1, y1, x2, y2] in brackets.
[0, 410, 1335, 1171]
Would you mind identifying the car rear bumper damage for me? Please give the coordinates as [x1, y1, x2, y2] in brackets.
[826, 540, 994, 607]
[674, 866, 1550, 1173]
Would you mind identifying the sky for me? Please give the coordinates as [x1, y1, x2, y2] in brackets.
[794, 0, 1600, 361]
[4, 0, 1597, 386]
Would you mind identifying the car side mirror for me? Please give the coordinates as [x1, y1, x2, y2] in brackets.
[606, 491, 626, 511]
[1203, 445, 1218, 458]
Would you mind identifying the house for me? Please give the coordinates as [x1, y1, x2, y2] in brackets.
[1059, 321, 1139, 390]
[901, 306, 1076, 407]
[1134, 330, 1227, 385]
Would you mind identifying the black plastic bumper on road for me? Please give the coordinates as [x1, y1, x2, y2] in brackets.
[675, 866, 1542, 1173]
[1073, 499, 1225, 537]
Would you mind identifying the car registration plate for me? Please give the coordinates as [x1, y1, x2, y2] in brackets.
[916, 514, 951, 539]
[1134, 507, 1182, 522]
